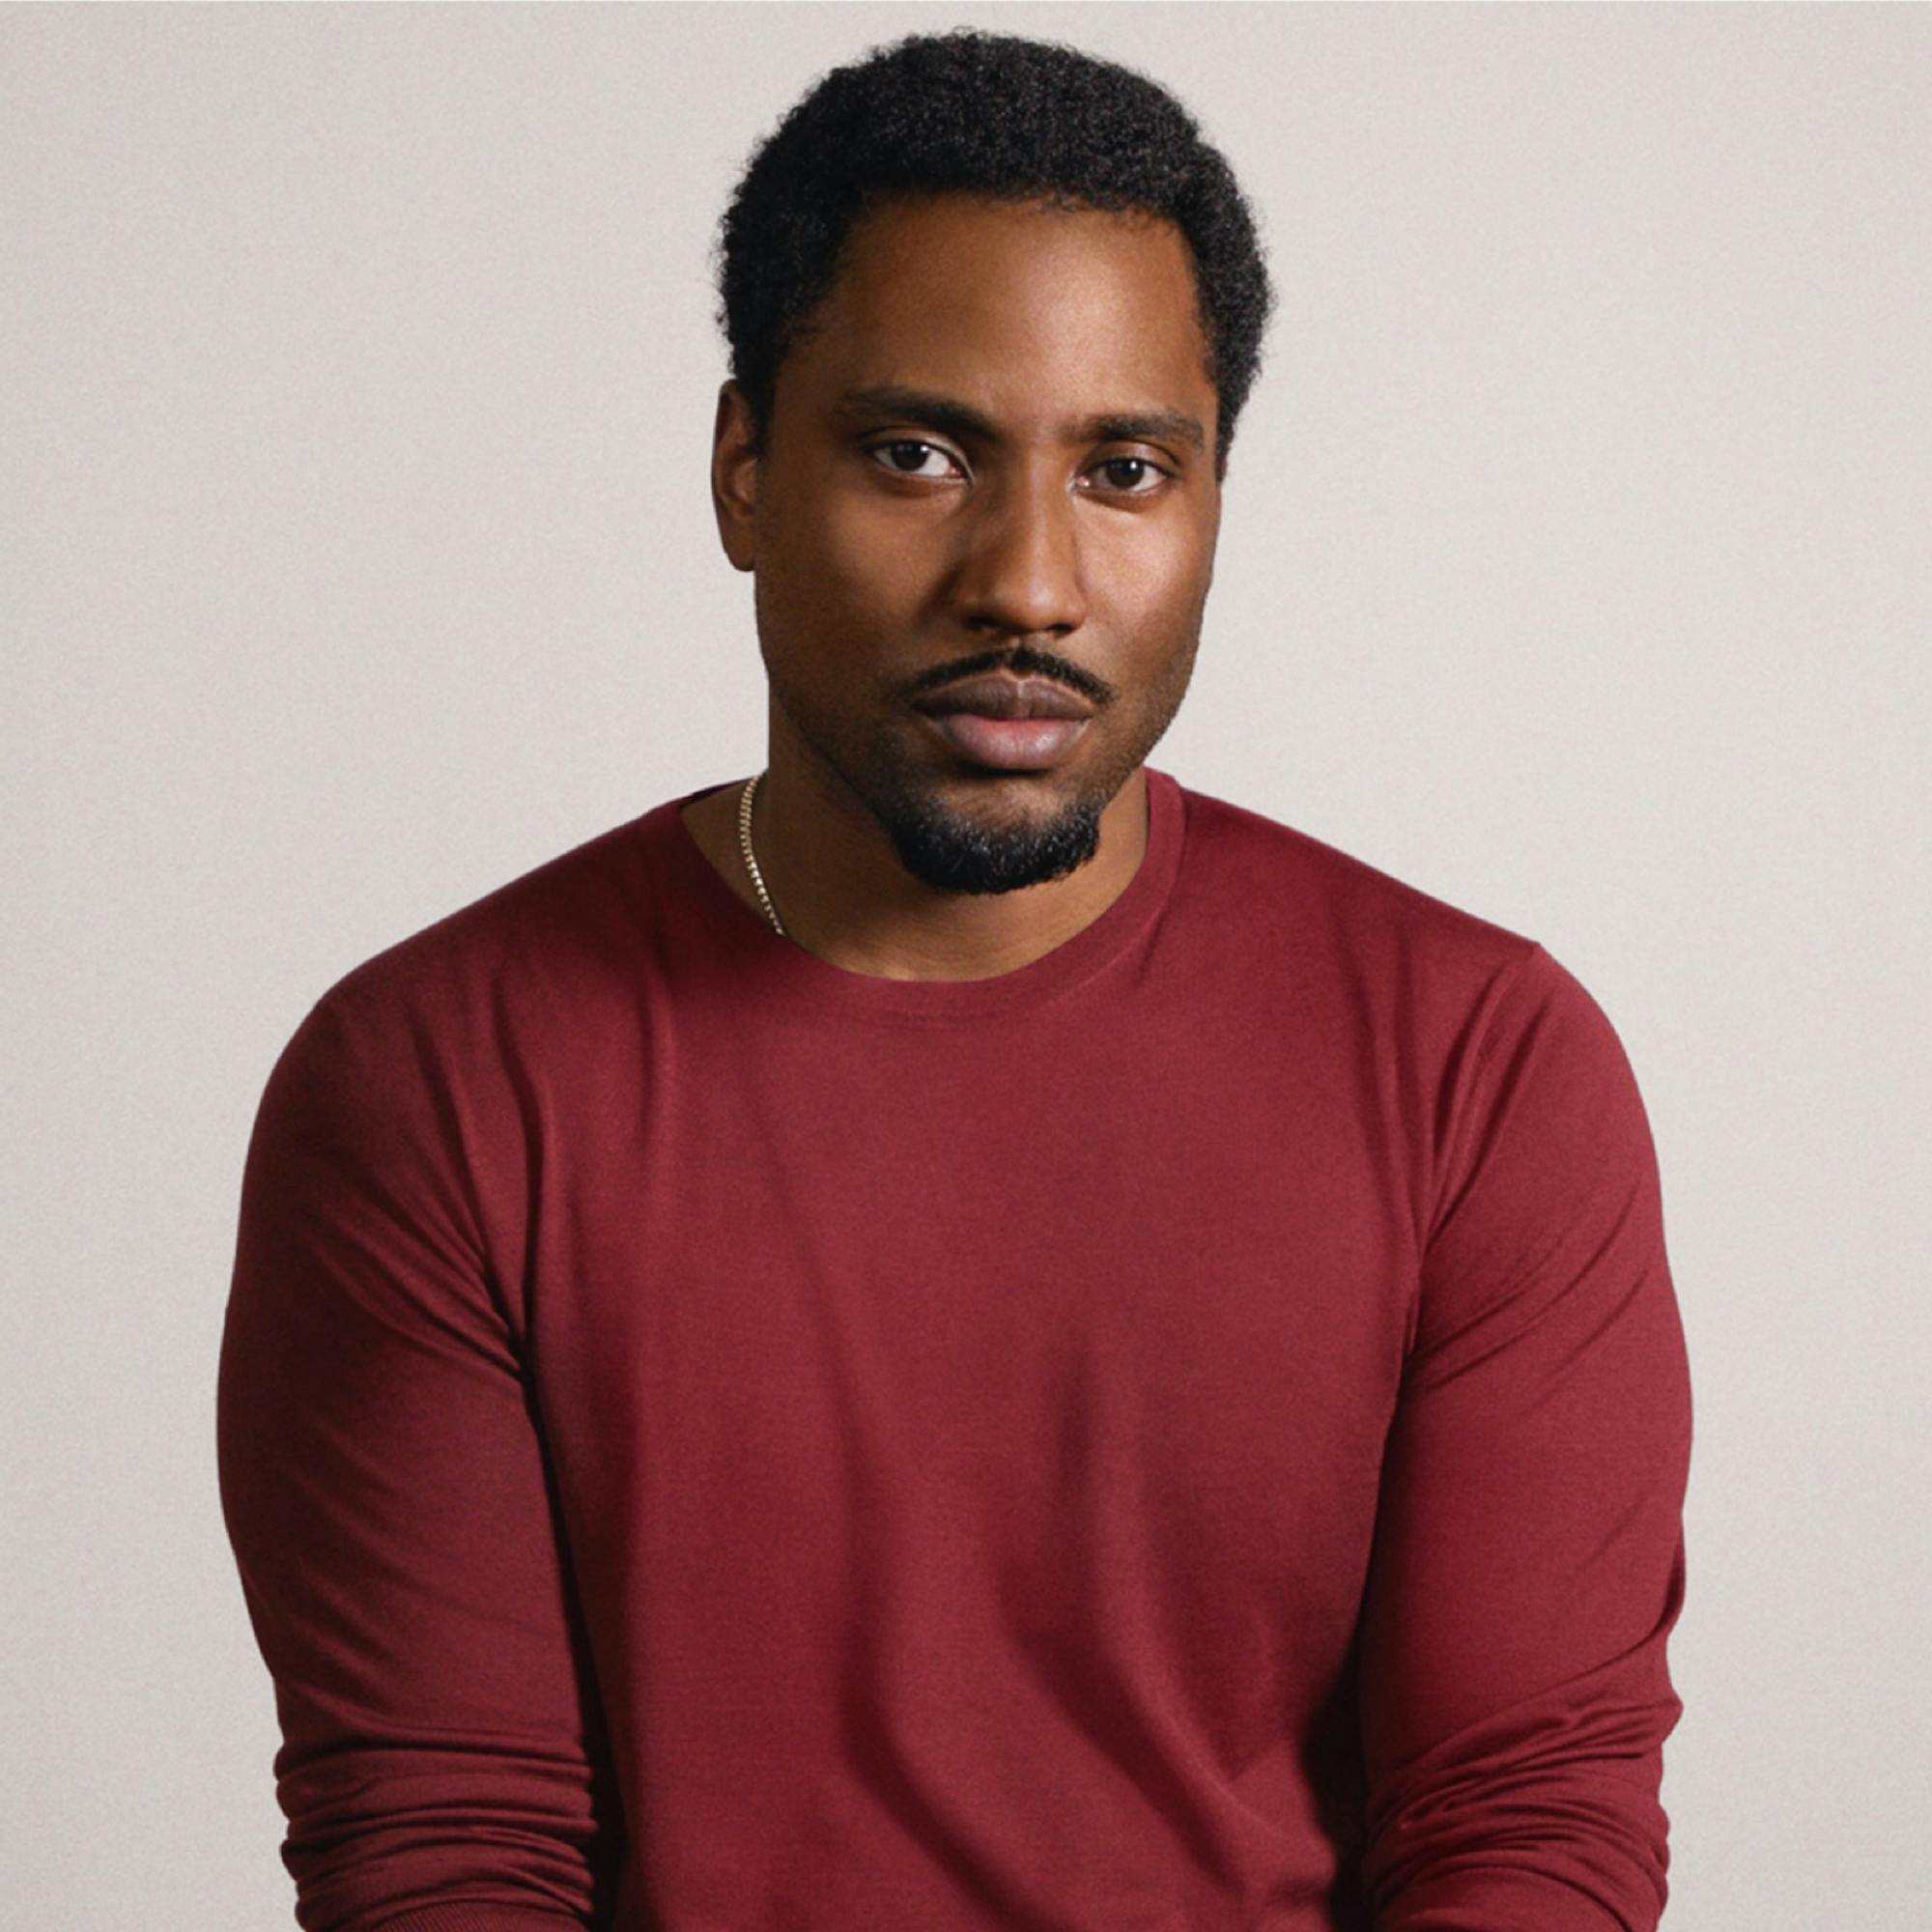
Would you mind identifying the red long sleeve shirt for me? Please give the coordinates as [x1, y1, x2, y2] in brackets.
[218, 765, 1691, 1931]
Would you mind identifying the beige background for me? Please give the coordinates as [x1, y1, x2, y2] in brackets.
[6, 3, 1928, 1924]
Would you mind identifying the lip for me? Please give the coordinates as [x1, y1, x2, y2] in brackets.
[918, 711, 1092, 772]
[911, 674, 1095, 722]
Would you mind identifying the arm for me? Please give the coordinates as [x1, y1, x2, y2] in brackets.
[1358, 944, 1692, 1930]
[217, 980, 619, 1930]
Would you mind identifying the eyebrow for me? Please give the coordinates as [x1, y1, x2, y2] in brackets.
[831, 384, 1207, 457]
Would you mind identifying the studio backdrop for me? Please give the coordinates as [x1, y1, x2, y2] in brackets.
[5, 4, 1927, 1926]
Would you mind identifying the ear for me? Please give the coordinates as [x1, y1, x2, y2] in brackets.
[711, 381, 759, 574]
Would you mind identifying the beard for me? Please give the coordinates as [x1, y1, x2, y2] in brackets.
[872, 778, 1108, 895]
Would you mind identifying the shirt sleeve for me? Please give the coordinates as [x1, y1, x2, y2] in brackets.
[1357, 943, 1693, 1930]
[216, 979, 619, 1930]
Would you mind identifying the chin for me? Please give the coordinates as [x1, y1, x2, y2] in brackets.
[876, 773, 1109, 896]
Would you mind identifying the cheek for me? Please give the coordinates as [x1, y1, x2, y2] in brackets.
[1090, 522, 1206, 628]
[775, 477, 921, 619]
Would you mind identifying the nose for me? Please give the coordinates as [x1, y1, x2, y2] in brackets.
[952, 461, 1089, 639]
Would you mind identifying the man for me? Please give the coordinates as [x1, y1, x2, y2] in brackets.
[219, 28, 1691, 1932]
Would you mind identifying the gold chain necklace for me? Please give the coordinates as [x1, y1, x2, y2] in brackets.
[736, 771, 786, 937]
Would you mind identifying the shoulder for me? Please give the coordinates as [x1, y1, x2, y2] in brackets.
[1160, 778, 1660, 1289]
[293, 807, 668, 1076]
[1167, 775, 1545, 1029]
[1172, 777, 1641, 1109]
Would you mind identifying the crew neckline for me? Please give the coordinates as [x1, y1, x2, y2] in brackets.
[642, 766, 1185, 1024]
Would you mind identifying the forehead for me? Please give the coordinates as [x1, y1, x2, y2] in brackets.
[790, 194, 1214, 427]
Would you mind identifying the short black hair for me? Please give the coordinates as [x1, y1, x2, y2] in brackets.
[712, 27, 1275, 481]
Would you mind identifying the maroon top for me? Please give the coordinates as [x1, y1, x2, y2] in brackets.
[219, 766, 1691, 1930]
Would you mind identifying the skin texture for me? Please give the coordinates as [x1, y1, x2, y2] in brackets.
[688, 191, 1224, 980]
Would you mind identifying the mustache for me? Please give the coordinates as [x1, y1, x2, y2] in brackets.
[905, 642, 1109, 708]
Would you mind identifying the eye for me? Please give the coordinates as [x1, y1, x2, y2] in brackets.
[868, 440, 961, 480]
[1091, 455, 1171, 496]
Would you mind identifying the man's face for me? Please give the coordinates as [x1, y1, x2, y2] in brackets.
[712, 191, 1223, 895]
